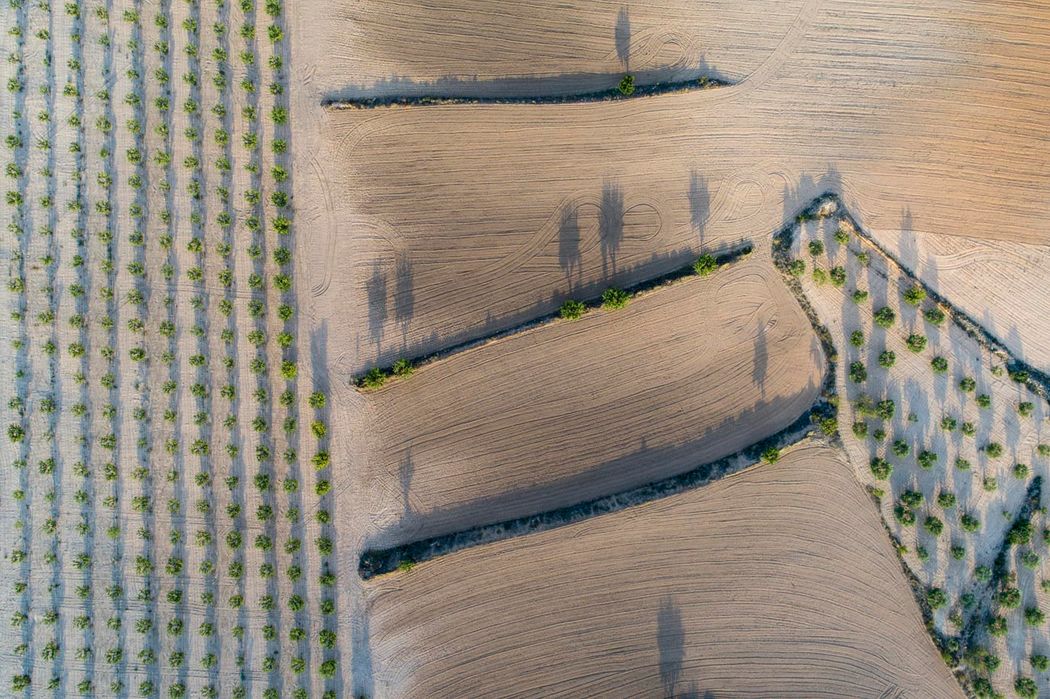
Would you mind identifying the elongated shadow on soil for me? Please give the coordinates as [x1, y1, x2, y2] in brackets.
[394, 253, 415, 350]
[559, 207, 582, 292]
[688, 171, 709, 247]
[616, 6, 632, 70]
[658, 596, 684, 697]
[367, 260, 389, 356]
[600, 181, 625, 279]
[752, 318, 768, 397]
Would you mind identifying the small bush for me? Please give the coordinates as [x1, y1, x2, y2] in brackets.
[892, 439, 910, 458]
[392, 358, 414, 378]
[1016, 677, 1038, 699]
[617, 74, 635, 96]
[878, 350, 896, 368]
[987, 616, 1007, 637]
[1018, 401, 1035, 417]
[917, 450, 938, 469]
[1032, 655, 1049, 672]
[894, 504, 915, 526]
[849, 330, 864, 347]
[601, 287, 630, 310]
[397, 560, 416, 573]
[930, 356, 948, 373]
[788, 259, 805, 276]
[976, 393, 991, 408]
[834, 228, 850, 244]
[924, 307, 945, 325]
[1009, 520, 1033, 546]
[1039, 444, 1050, 458]
[760, 446, 780, 464]
[961, 513, 980, 532]
[851, 289, 868, 304]
[937, 491, 956, 509]
[926, 587, 947, 609]
[873, 306, 895, 328]
[940, 416, 957, 431]
[984, 442, 1004, 458]
[959, 376, 976, 392]
[982, 476, 998, 492]
[961, 422, 976, 437]
[694, 254, 718, 277]
[851, 421, 868, 438]
[361, 368, 386, 389]
[829, 266, 846, 287]
[950, 545, 966, 560]
[905, 334, 927, 353]
[559, 299, 586, 320]
[812, 268, 828, 285]
[869, 457, 892, 480]
[807, 240, 824, 256]
[1025, 607, 1046, 626]
[849, 361, 867, 383]
[1014, 463, 1030, 479]
[924, 516, 944, 536]
[903, 284, 926, 306]
[901, 490, 924, 508]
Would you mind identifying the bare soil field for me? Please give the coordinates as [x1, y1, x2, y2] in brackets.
[360, 444, 963, 699]
[298, 0, 808, 100]
[356, 254, 823, 546]
[297, 0, 1050, 373]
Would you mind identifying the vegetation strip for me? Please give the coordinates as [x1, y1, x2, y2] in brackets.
[323, 74, 728, 109]
[354, 241, 754, 389]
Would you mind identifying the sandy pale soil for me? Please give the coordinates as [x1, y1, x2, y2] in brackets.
[356, 255, 824, 546]
[360, 444, 963, 699]
[292, 0, 1050, 373]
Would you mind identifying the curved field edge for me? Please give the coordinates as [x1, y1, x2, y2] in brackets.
[353, 241, 754, 390]
[774, 194, 1050, 697]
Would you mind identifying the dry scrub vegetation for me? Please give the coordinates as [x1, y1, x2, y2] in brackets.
[361, 444, 962, 698]
[358, 254, 823, 546]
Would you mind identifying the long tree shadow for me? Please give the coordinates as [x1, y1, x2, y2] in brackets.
[658, 596, 684, 698]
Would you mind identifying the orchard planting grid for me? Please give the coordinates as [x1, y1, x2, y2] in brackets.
[1, 1, 340, 697]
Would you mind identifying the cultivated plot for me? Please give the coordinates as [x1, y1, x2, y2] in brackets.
[356, 254, 824, 547]
[360, 444, 963, 699]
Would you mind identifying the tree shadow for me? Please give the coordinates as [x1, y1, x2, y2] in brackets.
[394, 253, 415, 351]
[658, 596, 685, 698]
[615, 6, 632, 70]
[688, 170, 709, 247]
[599, 180, 625, 279]
[559, 207, 582, 293]
[752, 318, 768, 397]
[367, 260, 389, 356]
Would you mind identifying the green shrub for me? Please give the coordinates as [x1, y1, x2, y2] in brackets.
[984, 442, 1003, 458]
[834, 228, 850, 244]
[930, 356, 948, 373]
[361, 368, 386, 389]
[1016, 677, 1038, 699]
[392, 358, 414, 377]
[950, 545, 965, 560]
[976, 393, 991, 408]
[959, 376, 976, 392]
[695, 255, 719, 277]
[924, 307, 945, 325]
[941, 416, 957, 431]
[894, 504, 915, 526]
[1014, 463, 1030, 479]
[878, 350, 896, 368]
[917, 450, 938, 469]
[905, 334, 927, 353]
[617, 74, 635, 96]
[961, 422, 976, 437]
[851, 289, 868, 303]
[851, 422, 867, 438]
[1022, 551, 1040, 569]
[901, 490, 924, 508]
[849, 330, 864, 347]
[892, 439, 910, 458]
[601, 287, 630, 309]
[760, 446, 780, 464]
[869, 457, 892, 480]
[807, 240, 824, 256]
[1032, 655, 1049, 672]
[937, 491, 956, 509]
[987, 616, 1007, 637]
[397, 560, 416, 573]
[812, 268, 828, 285]
[829, 266, 846, 287]
[924, 516, 944, 536]
[982, 476, 998, 492]
[849, 361, 866, 383]
[903, 284, 926, 306]
[788, 259, 805, 276]
[1039, 444, 1050, 458]
[961, 514, 980, 532]
[873, 306, 895, 328]
[926, 587, 947, 609]
[1009, 520, 1033, 546]
[1025, 607, 1045, 626]
[876, 399, 895, 421]
[559, 299, 586, 320]
[1018, 401, 1034, 417]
